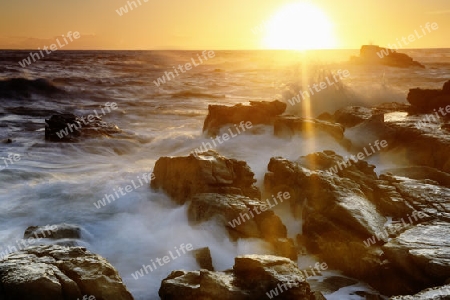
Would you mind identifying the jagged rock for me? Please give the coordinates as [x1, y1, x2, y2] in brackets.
[0, 245, 133, 300]
[390, 284, 450, 299]
[350, 45, 425, 68]
[264, 151, 450, 295]
[273, 115, 345, 142]
[159, 255, 324, 300]
[24, 224, 81, 240]
[202, 100, 287, 137]
[45, 113, 121, 142]
[334, 106, 373, 127]
[407, 80, 450, 112]
[151, 150, 260, 204]
[192, 247, 214, 271]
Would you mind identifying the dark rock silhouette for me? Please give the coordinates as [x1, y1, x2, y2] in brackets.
[407, 80, 450, 112]
[351, 45, 424, 68]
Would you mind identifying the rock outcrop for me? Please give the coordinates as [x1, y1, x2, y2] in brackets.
[151, 150, 260, 204]
[45, 113, 121, 142]
[350, 45, 424, 68]
[202, 100, 287, 137]
[159, 255, 325, 300]
[407, 80, 450, 112]
[0, 245, 133, 300]
[390, 284, 450, 299]
[264, 151, 450, 295]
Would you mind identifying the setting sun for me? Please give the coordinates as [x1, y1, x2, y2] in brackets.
[263, 2, 336, 50]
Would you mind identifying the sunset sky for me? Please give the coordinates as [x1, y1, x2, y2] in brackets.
[1, 0, 449, 50]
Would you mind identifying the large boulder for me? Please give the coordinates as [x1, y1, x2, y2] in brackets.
[390, 284, 450, 299]
[203, 100, 287, 137]
[159, 254, 324, 300]
[350, 45, 424, 68]
[264, 151, 450, 295]
[407, 80, 450, 112]
[0, 245, 133, 300]
[151, 150, 260, 204]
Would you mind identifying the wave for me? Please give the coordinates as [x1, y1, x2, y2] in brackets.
[170, 90, 226, 99]
[0, 78, 64, 99]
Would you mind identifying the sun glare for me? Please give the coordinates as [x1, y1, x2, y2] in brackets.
[263, 2, 336, 50]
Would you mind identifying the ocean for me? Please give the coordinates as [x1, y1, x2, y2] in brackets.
[1, 49, 449, 299]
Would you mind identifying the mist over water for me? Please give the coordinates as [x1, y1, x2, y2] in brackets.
[1, 49, 449, 299]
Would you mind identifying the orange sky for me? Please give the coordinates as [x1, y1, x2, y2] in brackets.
[1, 0, 449, 50]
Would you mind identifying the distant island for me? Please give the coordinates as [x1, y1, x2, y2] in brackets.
[351, 45, 425, 68]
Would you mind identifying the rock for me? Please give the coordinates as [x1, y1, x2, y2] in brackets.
[2, 138, 12, 144]
[159, 254, 324, 300]
[192, 247, 214, 271]
[45, 113, 121, 142]
[334, 106, 373, 127]
[24, 224, 81, 240]
[350, 45, 424, 68]
[202, 100, 287, 137]
[390, 284, 450, 299]
[407, 80, 450, 112]
[264, 151, 450, 295]
[273, 115, 345, 142]
[0, 245, 133, 300]
[151, 150, 260, 205]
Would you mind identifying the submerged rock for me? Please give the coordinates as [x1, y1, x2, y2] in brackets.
[202, 100, 287, 137]
[45, 113, 121, 142]
[159, 254, 324, 300]
[151, 150, 260, 204]
[0, 245, 134, 300]
[350, 45, 425, 68]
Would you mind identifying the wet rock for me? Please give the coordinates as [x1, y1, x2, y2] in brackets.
[0, 245, 134, 300]
[151, 150, 260, 204]
[45, 113, 121, 142]
[350, 45, 424, 68]
[390, 284, 450, 299]
[192, 247, 214, 271]
[159, 254, 324, 300]
[334, 106, 373, 127]
[203, 100, 286, 137]
[264, 151, 450, 295]
[24, 224, 81, 240]
[407, 80, 450, 112]
[273, 115, 345, 142]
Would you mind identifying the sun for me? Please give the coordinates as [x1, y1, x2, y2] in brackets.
[263, 2, 336, 50]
